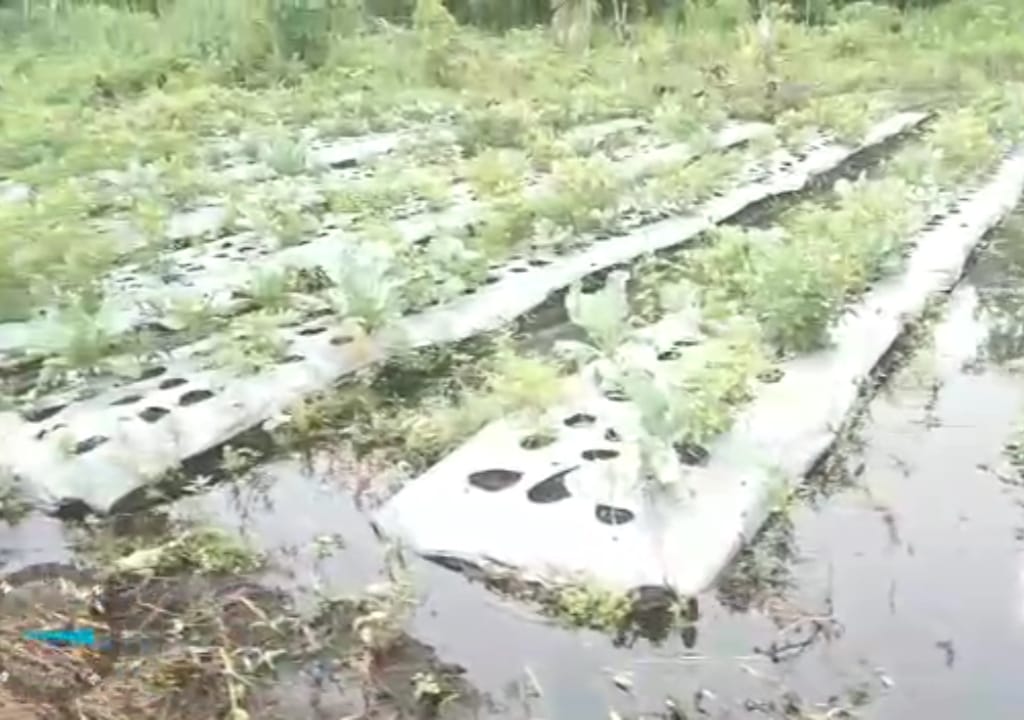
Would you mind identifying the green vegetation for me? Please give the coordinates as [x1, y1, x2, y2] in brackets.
[0, 0, 1018, 498]
[3, 2, 1024, 718]
[1, 0, 1020, 394]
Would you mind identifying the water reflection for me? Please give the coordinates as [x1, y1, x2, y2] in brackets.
[971, 213, 1024, 364]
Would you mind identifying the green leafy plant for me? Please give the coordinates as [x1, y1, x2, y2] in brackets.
[536, 154, 621, 234]
[30, 300, 119, 386]
[399, 234, 489, 309]
[474, 193, 537, 256]
[259, 130, 310, 176]
[328, 169, 448, 218]
[645, 149, 744, 209]
[147, 292, 222, 337]
[690, 174, 920, 354]
[556, 270, 633, 367]
[246, 268, 296, 311]
[327, 246, 406, 333]
[463, 148, 529, 197]
[929, 108, 1000, 181]
[0, 467, 31, 525]
[211, 310, 293, 374]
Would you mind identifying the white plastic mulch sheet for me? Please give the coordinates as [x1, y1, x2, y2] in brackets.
[376, 148, 1024, 596]
[0, 113, 923, 515]
[0, 121, 761, 359]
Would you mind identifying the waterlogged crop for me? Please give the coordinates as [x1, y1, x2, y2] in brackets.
[3, 7, 1024, 713]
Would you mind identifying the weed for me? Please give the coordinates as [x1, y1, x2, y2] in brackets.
[645, 148, 745, 209]
[536, 154, 621, 234]
[929, 108, 1000, 181]
[690, 173, 921, 354]
[550, 582, 631, 632]
[457, 101, 538, 156]
[210, 311, 293, 375]
[328, 168, 448, 218]
[0, 468, 30, 525]
[400, 234, 489, 309]
[463, 148, 529, 197]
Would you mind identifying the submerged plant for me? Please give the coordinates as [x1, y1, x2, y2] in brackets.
[110, 525, 263, 576]
[551, 582, 631, 631]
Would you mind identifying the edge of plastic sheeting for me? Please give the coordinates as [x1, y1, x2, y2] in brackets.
[375, 147, 1024, 596]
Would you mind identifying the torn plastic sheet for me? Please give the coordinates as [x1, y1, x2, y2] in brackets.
[376, 148, 1024, 596]
[0, 118, 690, 360]
[0, 112, 925, 515]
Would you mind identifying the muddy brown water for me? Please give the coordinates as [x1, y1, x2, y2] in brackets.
[6, 215, 1024, 718]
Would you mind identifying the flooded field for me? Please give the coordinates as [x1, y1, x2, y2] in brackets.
[5, 212, 1024, 719]
[6, 3, 1024, 718]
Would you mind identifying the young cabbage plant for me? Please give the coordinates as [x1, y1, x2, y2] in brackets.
[616, 364, 688, 493]
[555, 270, 648, 392]
[559, 271, 632, 360]
[260, 130, 311, 176]
[29, 301, 120, 388]
[327, 245, 406, 335]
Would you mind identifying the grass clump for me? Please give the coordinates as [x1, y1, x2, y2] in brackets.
[274, 339, 565, 471]
[110, 526, 264, 576]
[549, 582, 632, 632]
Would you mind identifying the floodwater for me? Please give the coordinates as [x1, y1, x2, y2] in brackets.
[5, 214, 1024, 718]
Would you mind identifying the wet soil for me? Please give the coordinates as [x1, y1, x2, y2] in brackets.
[5, 213, 1024, 719]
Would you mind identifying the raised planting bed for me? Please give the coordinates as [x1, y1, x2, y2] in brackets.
[375, 146, 1024, 595]
[0, 119, 764, 364]
[0, 112, 925, 515]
